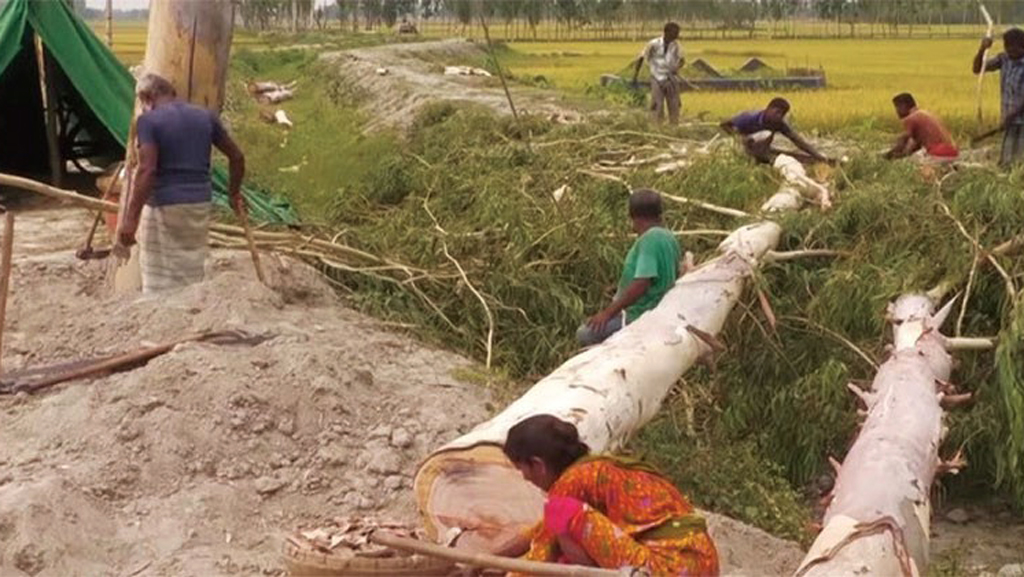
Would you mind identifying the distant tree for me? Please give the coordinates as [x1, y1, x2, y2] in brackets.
[593, 0, 624, 36]
[447, 0, 473, 32]
[717, 0, 758, 36]
[381, 0, 416, 27]
[763, 0, 799, 36]
[554, 0, 583, 29]
[495, 0, 523, 38]
[521, 0, 543, 38]
[336, 0, 355, 30]
[361, 0, 383, 29]
[419, 0, 440, 17]
[239, 0, 283, 31]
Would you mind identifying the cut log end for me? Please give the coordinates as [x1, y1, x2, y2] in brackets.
[414, 444, 544, 554]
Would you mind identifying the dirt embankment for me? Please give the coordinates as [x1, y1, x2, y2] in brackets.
[0, 205, 805, 576]
[0, 206, 492, 576]
[322, 39, 579, 131]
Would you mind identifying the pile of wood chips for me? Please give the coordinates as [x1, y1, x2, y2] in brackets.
[285, 517, 456, 576]
[294, 517, 425, 558]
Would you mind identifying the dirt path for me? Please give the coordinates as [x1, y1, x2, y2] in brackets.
[0, 203, 806, 576]
[322, 39, 580, 131]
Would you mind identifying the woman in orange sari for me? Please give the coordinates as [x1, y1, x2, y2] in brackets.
[503, 414, 719, 576]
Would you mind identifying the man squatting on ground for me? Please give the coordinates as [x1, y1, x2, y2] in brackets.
[720, 97, 829, 165]
[883, 92, 959, 163]
[117, 73, 246, 294]
[577, 189, 680, 346]
[974, 27, 1024, 167]
[633, 22, 683, 125]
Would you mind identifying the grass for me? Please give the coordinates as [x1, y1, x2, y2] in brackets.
[502, 38, 1003, 134]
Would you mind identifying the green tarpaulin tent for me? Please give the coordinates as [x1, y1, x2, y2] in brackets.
[0, 0, 296, 224]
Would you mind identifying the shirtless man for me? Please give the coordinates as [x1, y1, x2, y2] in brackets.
[884, 93, 958, 162]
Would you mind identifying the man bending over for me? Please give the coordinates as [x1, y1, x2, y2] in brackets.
[884, 92, 958, 162]
[720, 97, 829, 165]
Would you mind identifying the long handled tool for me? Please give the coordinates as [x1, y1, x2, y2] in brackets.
[976, 2, 994, 125]
[236, 200, 266, 284]
[77, 162, 124, 261]
[369, 532, 622, 577]
[0, 329, 269, 395]
[972, 124, 1005, 145]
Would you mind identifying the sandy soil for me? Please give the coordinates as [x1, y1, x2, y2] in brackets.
[932, 508, 1024, 574]
[0, 204, 492, 576]
[322, 39, 580, 131]
[0, 203, 805, 576]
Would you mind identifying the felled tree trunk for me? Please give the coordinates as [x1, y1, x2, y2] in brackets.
[795, 294, 958, 577]
[113, 0, 234, 293]
[413, 156, 822, 553]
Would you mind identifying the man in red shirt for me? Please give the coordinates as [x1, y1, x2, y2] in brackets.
[884, 93, 959, 162]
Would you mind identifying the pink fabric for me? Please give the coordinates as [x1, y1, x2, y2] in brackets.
[544, 496, 584, 535]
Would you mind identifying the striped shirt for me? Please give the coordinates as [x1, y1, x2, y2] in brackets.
[988, 53, 1024, 126]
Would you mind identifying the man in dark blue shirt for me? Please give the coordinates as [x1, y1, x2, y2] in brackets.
[720, 97, 828, 164]
[117, 73, 246, 293]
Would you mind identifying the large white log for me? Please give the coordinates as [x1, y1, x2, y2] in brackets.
[795, 294, 958, 577]
[414, 155, 823, 554]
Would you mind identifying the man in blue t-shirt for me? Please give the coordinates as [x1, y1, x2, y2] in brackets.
[720, 97, 829, 165]
[116, 73, 246, 294]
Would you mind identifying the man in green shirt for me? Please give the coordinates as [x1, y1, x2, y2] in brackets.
[577, 189, 681, 346]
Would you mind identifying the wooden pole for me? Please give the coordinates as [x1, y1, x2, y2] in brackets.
[114, 0, 236, 293]
[105, 0, 113, 47]
[239, 208, 266, 284]
[369, 532, 619, 577]
[33, 35, 62, 188]
[976, 3, 994, 125]
[0, 212, 13, 377]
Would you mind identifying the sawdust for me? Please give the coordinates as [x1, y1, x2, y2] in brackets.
[0, 204, 804, 576]
[322, 39, 581, 132]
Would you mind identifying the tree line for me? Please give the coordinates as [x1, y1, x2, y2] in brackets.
[233, 1, 1024, 39]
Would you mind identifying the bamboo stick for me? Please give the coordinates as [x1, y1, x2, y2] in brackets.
[237, 204, 266, 284]
[0, 213, 13, 376]
[368, 532, 619, 577]
[33, 35, 62, 188]
[976, 4, 994, 125]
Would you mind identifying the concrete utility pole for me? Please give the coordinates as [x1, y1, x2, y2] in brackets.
[113, 0, 235, 293]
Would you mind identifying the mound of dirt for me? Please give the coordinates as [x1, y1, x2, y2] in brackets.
[0, 205, 802, 576]
[0, 206, 491, 576]
[323, 39, 579, 131]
